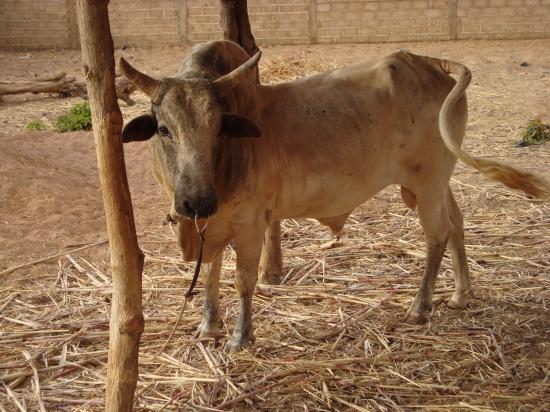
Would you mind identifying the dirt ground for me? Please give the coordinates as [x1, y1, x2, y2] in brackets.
[1, 39, 549, 410]
[1, 39, 549, 271]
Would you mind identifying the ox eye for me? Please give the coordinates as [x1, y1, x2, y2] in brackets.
[158, 126, 171, 139]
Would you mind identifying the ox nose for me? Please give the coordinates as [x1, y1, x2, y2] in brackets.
[175, 193, 218, 219]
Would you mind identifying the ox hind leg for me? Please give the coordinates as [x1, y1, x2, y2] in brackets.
[406, 186, 453, 323]
[196, 251, 224, 338]
[446, 188, 471, 309]
[258, 220, 283, 285]
[226, 223, 266, 353]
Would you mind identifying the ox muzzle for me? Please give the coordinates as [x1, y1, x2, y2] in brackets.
[173, 189, 218, 220]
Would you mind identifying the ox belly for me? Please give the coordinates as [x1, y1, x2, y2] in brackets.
[270, 162, 389, 220]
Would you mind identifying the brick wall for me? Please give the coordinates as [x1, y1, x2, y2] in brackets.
[109, 0, 180, 46]
[0, 0, 549, 49]
[316, 0, 450, 43]
[0, 0, 68, 48]
[186, 0, 222, 42]
[457, 0, 550, 39]
[187, 0, 310, 45]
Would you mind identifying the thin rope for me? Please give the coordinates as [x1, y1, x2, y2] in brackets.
[154, 214, 209, 358]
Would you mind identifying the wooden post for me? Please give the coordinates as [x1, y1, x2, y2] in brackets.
[219, 0, 260, 81]
[76, 1, 144, 410]
[66, 0, 79, 49]
[177, 0, 188, 45]
[448, 0, 458, 40]
[309, 0, 318, 44]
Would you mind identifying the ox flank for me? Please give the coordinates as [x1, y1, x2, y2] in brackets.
[120, 40, 550, 353]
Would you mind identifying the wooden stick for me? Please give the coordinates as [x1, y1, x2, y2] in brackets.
[2, 382, 27, 412]
[0, 240, 108, 277]
[76, 1, 144, 411]
[215, 374, 306, 409]
[22, 350, 47, 412]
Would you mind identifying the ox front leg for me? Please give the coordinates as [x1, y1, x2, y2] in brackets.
[226, 226, 265, 353]
[258, 220, 283, 285]
[406, 195, 451, 323]
[196, 252, 224, 339]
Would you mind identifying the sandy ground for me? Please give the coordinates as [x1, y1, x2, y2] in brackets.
[0, 130, 166, 272]
[1, 39, 549, 273]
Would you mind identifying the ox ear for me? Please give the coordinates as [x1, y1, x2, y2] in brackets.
[122, 114, 158, 143]
[220, 114, 261, 139]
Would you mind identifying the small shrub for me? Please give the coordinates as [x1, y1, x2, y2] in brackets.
[55, 102, 92, 132]
[26, 119, 46, 131]
[516, 118, 550, 147]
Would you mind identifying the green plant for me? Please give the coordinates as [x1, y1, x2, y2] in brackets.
[26, 119, 46, 131]
[55, 102, 92, 132]
[516, 118, 550, 147]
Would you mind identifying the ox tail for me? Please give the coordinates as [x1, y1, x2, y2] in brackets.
[430, 56, 550, 198]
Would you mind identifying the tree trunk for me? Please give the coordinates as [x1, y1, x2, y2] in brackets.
[76, 1, 144, 411]
[219, 0, 260, 82]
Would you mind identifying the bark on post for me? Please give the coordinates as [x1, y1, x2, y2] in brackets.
[219, 0, 260, 81]
[76, 1, 144, 410]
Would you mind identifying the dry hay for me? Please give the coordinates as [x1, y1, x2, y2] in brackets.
[1, 57, 550, 411]
[260, 51, 336, 85]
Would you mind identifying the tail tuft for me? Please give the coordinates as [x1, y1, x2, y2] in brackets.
[469, 157, 550, 198]
[433, 54, 550, 199]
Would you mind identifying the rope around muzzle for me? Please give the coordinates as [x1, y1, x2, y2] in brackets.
[186, 215, 209, 299]
[154, 214, 209, 358]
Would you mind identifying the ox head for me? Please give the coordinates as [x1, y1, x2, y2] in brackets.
[119, 53, 261, 220]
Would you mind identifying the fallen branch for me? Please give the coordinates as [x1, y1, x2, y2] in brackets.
[0, 73, 136, 105]
[0, 73, 77, 96]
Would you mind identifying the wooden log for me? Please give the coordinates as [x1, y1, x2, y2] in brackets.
[0, 73, 135, 104]
[0, 75, 76, 96]
[0, 71, 66, 83]
[75, 1, 144, 411]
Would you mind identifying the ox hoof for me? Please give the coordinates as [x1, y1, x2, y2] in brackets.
[447, 291, 469, 310]
[258, 271, 281, 286]
[225, 332, 256, 354]
[405, 305, 430, 324]
[195, 321, 224, 340]
[320, 238, 343, 250]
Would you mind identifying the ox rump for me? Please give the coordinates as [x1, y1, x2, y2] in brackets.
[120, 40, 549, 353]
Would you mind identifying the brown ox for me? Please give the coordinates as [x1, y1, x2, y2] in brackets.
[121, 40, 549, 352]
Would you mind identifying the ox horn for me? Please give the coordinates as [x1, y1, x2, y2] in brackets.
[214, 51, 261, 96]
[119, 57, 163, 103]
